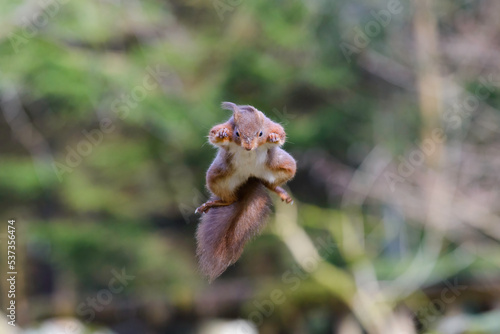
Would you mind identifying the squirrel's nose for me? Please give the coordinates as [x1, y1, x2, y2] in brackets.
[245, 147, 252, 151]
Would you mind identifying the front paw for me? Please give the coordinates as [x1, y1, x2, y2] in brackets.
[210, 127, 230, 142]
[268, 133, 282, 144]
[216, 128, 229, 139]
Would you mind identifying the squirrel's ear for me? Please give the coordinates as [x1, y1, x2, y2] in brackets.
[233, 110, 242, 122]
[222, 102, 241, 122]
[244, 105, 258, 112]
[221, 102, 238, 112]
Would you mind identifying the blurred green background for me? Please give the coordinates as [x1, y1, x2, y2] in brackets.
[1, 0, 500, 333]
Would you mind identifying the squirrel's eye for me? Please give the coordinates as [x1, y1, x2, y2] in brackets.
[259, 131, 263, 137]
[236, 131, 240, 137]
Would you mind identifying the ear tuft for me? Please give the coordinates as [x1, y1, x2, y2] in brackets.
[221, 102, 238, 112]
[238, 105, 257, 113]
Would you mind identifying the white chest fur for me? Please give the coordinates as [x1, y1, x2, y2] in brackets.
[225, 144, 276, 191]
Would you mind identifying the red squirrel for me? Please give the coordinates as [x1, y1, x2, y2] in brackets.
[195, 102, 297, 281]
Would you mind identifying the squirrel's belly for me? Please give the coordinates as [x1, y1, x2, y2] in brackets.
[225, 173, 246, 192]
[226, 168, 275, 192]
[227, 147, 275, 190]
[252, 166, 276, 183]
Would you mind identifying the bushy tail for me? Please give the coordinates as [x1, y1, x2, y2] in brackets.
[196, 178, 271, 281]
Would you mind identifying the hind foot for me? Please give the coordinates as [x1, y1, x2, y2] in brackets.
[195, 200, 235, 214]
[277, 191, 293, 204]
[279, 192, 293, 204]
[264, 185, 293, 204]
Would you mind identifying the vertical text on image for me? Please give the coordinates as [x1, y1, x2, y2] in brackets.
[6, 219, 17, 327]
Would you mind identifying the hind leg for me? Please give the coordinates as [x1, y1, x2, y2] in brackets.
[264, 148, 296, 204]
[264, 185, 293, 204]
[195, 199, 235, 214]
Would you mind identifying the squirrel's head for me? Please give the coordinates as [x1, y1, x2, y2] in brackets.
[222, 102, 266, 151]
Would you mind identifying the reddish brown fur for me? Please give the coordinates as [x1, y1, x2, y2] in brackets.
[196, 178, 271, 281]
[205, 151, 237, 202]
[196, 102, 296, 281]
